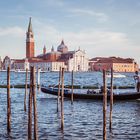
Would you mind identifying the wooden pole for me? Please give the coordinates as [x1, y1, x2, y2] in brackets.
[109, 68, 113, 131]
[37, 68, 40, 88]
[71, 70, 74, 104]
[57, 67, 61, 112]
[103, 70, 107, 140]
[61, 68, 64, 130]
[7, 66, 11, 133]
[28, 67, 33, 140]
[32, 67, 38, 140]
[24, 68, 28, 112]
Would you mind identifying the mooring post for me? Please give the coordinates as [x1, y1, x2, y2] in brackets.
[24, 68, 28, 112]
[71, 70, 74, 104]
[57, 67, 61, 112]
[28, 67, 33, 140]
[103, 70, 107, 140]
[32, 67, 38, 140]
[7, 66, 11, 133]
[37, 68, 40, 89]
[109, 68, 113, 131]
[61, 68, 64, 130]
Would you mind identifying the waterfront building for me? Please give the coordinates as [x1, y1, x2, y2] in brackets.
[13, 59, 29, 70]
[21, 18, 89, 72]
[2, 18, 139, 73]
[2, 56, 12, 70]
[90, 57, 138, 72]
[59, 49, 89, 71]
[37, 41, 89, 72]
[0, 57, 2, 70]
[29, 59, 65, 71]
[13, 58, 65, 72]
[2, 18, 89, 72]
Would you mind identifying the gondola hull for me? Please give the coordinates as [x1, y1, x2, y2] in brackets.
[41, 87, 140, 100]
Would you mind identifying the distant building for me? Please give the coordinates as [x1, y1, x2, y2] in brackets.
[29, 60, 65, 71]
[13, 59, 29, 70]
[23, 18, 89, 72]
[2, 18, 88, 72]
[2, 56, 12, 70]
[89, 57, 139, 72]
[37, 41, 89, 72]
[58, 49, 88, 71]
[12, 58, 66, 72]
[0, 57, 2, 70]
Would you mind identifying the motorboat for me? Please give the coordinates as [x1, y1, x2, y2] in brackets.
[106, 73, 126, 78]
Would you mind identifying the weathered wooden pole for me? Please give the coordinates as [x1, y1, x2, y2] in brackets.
[109, 68, 113, 131]
[24, 68, 28, 112]
[32, 67, 38, 140]
[57, 67, 61, 112]
[103, 69, 107, 140]
[37, 68, 41, 89]
[28, 67, 33, 140]
[71, 70, 74, 104]
[7, 66, 11, 133]
[61, 68, 64, 130]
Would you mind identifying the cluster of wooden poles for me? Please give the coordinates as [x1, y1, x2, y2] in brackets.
[57, 67, 66, 130]
[54, 67, 74, 131]
[7, 66, 38, 140]
[6, 66, 113, 140]
[57, 67, 114, 140]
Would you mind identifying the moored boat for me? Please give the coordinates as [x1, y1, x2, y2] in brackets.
[106, 73, 126, 78]
[15, 69, 26, 73]
[41, 87, 140, 101]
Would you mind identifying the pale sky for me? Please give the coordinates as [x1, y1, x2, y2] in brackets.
[0, 0, 140, 64]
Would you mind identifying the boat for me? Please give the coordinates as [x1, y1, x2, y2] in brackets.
[15, 69, 46, 73]
[41, 87, 140, 100]
[15, 69, 26, 73]
[106, 73, 126, 78]
[0, 69, 15, 72]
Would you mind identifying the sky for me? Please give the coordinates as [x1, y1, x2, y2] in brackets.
[0, 0, 140, 64]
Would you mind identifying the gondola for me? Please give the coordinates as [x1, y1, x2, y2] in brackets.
[41, 87, 140, 101]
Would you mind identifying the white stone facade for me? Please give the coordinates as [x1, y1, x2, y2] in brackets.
[68, 50, 89, 72]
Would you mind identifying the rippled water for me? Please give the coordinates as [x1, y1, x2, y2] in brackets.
[0, 71, 136, 87]
[0, 72, 140, 139]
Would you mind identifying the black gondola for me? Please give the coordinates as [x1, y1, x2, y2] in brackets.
[41, 87, 140, 101]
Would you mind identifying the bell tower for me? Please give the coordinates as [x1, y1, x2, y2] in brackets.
[43, 45, 46, 55]
[26, 17, 35, 58]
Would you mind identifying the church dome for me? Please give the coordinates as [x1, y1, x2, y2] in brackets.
[57, 40, 68, 53]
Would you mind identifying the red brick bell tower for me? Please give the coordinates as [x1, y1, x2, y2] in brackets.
[26, 17, 35, 58]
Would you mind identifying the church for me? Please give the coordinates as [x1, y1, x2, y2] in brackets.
[3, 18, 89, 72]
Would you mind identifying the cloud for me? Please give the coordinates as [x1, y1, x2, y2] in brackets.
[34, 20, 140, 64]
[0, 27, 25, 37]
[33, 20, 135, 60]
[42, 0, 64, 7]
[0, 21, 139, 64]
[69, 8, 108, 22]
[59, 30, 134, 59]
[0, 26, 25, 59]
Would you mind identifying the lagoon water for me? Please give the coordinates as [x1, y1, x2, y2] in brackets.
[0, 71, 140, 140]
[0, 71, 136, 87]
